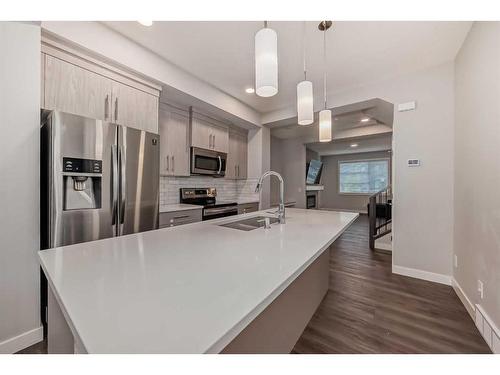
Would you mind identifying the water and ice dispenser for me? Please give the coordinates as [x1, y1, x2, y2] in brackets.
[62, 157, 102, 210]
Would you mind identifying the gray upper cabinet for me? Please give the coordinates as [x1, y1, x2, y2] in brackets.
[191, 115, 228, 153]
[111, 81, 158, 133]
[42, 43, 161, 133]
[226, 130, 248, 180]
[44, 55, 112, 121]
[159, 104, 190, 177]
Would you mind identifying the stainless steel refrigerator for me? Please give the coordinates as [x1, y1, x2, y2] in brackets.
[40, 110, 159, 327]
[41, 110, 159, 249]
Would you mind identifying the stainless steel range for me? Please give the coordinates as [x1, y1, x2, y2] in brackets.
[179, 188, 238, 220]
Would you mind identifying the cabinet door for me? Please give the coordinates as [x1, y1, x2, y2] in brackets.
[212, 125, 229, 153]
[112, 82, 159, 133]
[191, 118, 212, 150]
[159, 106, 190, 177]
[44, 55, 112, 120]
[237, 133, 248, 179]
[158, 108, 171, 175]
[226, 132, 239, 179]
[168, 111, 190, 176]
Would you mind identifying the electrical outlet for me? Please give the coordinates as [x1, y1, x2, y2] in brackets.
[454, 254, 458, 268]
[478, 280, 484, 299]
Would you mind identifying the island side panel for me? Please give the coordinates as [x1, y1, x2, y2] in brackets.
[48, 287, 74, 354]
[221, 248, 330, 354]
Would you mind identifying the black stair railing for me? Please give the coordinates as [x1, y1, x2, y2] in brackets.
[368, 185, 392, 250]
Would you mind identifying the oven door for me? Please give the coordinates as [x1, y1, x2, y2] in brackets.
[191, 147, 227, 176]
[203, 205, 238, 221]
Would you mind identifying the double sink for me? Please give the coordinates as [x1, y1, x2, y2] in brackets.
[219, 216, 280, 231]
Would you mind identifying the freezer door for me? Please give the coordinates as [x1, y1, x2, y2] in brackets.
[44, 111, 119, 248]
[118, 126, 159, 235]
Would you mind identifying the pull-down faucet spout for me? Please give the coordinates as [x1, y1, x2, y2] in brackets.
[255, 171, 285, 224]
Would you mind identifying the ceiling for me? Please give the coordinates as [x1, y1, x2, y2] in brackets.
[270, 98, 393, 144]
[104, 21, 471, 115]
[307, 133, 393, 156]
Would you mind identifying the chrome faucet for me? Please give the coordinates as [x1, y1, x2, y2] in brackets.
[255, 171, 285, 224]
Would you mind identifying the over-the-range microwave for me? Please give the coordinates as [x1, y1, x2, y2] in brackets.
[190, 147, 227, 177]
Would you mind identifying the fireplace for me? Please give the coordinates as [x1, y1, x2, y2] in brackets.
[306, 192, 317, 209]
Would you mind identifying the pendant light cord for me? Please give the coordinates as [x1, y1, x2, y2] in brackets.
[302, 22, 307, 81]
[323, 23, 327, 110]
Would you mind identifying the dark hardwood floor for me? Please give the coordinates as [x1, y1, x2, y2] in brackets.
[18, 215, 490, 354]
[16, 339, 47, 354]
[293, 215, 490, 354]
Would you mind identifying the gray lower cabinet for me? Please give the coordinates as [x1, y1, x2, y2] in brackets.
[159, 209, 202, 228]
[238, 202, 259, 215]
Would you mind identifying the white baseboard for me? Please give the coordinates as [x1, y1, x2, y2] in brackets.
[451, 278, 475, 319]
[0, 326, 43, 354]
[392, 265, 451, 285]
[374, 241, 392, 251]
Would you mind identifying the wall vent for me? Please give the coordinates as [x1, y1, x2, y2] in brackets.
[475, 304, 500, 353]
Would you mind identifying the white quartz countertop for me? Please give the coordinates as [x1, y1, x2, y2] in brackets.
[159, 203, 203, 213]
[39, 208, 358, 353]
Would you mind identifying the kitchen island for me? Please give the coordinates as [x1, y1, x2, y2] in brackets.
[39, 208, 358, 353]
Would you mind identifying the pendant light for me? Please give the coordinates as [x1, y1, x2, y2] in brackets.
[255, 21, 278, 97]
[318, 21, 332, 143]
[297, 22, 314, 125]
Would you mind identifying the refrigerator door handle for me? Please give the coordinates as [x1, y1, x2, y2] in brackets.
[119, 145, 126, 228]
[111, 145, 118, 228]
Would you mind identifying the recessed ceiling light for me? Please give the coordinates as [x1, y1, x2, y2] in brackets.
[350, 143, 359, 148]
[361, 117, 370, 122]
[245, 88, 255, 94]
[138, 21, 153, 27]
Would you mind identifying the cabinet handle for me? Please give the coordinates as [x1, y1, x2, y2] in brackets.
[213, 134, 216, 149]
[173, 215, 190, 220]
[172, 155, 175, 172]
[104, 94, 109, 121]
[114, 97, 118, 122]
[209, 134, 213, 149]
[235, 166, 237, 177]
[237, 165, 240, 177]
[166, 155, 169, 171]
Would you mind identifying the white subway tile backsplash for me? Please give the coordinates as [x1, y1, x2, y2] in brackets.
[160, 176, 260, 210]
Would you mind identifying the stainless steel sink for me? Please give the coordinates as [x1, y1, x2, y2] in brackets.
[219, 216, 280, 231]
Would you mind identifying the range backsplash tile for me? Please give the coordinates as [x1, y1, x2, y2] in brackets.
[160, 176, 260, 209]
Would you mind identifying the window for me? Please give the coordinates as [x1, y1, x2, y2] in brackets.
[339, 159, 389, 194]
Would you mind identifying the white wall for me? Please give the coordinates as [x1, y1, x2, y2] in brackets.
[270, 136, 306, 208]
[454, 22, 500, 328]
[248, 126, 271, 209]
[0, 22, 42, 353]
[320, 151, 392, 213]
[298, 62, 456, 282]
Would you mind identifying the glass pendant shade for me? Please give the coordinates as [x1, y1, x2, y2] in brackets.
[319, 109, 332, 142]
[297, 80, 314, 125]
[255, 27, 278, 97]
